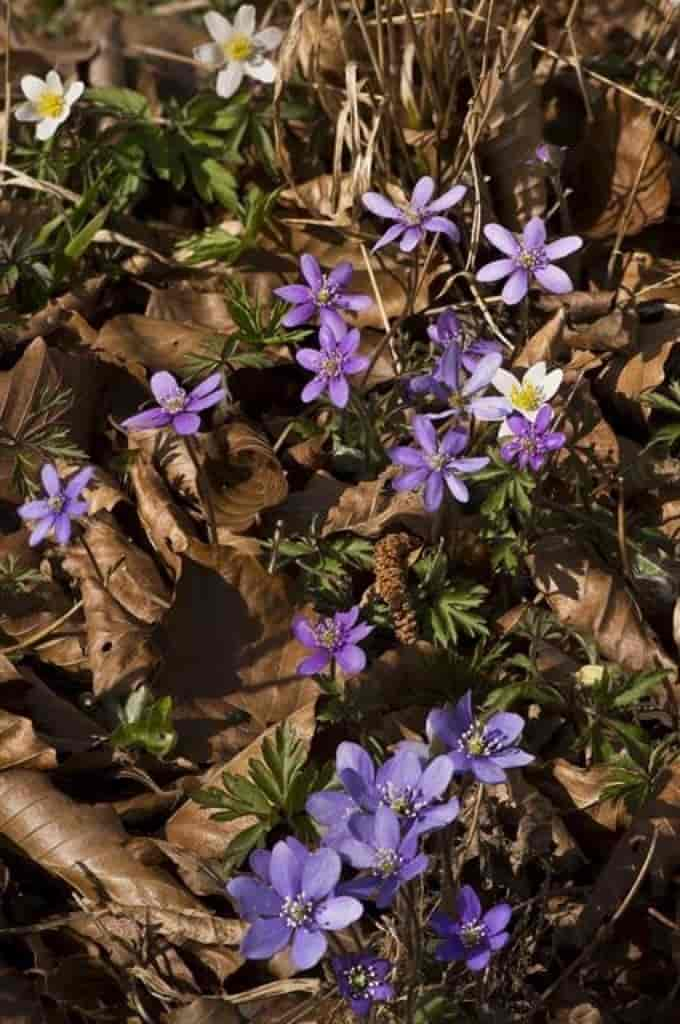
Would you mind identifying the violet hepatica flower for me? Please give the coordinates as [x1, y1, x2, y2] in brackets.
[227, 838, 363, 969]
[428, 309, 502, 373]
[476, 217, 582, 305]
[274, 255, 372, 328]
[426, 345, 509, 424]
[500, 404, 566, 472]
[493, 361, 562, 423]
[431, 885, 512, 972]
[337, 805, 428, 908]
[293, 605, 373, 677]
[296, 309, 369, 409]
[333, 953, 394, 1016]
[362, 176, 466, 253]
[18, 464, 93, 547]
[389, 416, 489, 513]
[121, 371, 225, 436]
[427, 691, 534, 784]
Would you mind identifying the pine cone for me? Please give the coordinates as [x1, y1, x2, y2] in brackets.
[374, 533, 419, 645]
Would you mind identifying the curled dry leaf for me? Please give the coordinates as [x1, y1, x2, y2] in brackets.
[321, 468, 430, 540]
[0, 276, 105, 347]
[61, 515, 170, 696]
[0, 656, 57, 772]
[529, 533, 675, 676]
[573, 90, 671, 240]
[166, 701, 317, 858]
[597, 314, 680, 421]
[549, 758, 630, 832]
[93, 315, 225, 383]
[146, 285, 232, 331]
[475, 14, 546, 229]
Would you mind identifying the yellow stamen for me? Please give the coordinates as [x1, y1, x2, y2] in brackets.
[511, 381, 542, 414]
[36, 91, 65, 119]
[223, 33, 254, 61]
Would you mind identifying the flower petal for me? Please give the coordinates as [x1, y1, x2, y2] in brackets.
[328, 261, 353, 288]
[301, 376, 327, 404]
[502, 268, 529, 305]
[328, 374, 349, 409]
[302, 848, 341, 900]
[21, 75, 47, 102]
[205, 10, 232, 41]
[246, 58, 277, 83]
[150, 371, 180, 404]
[275, 284, 312, 304]
[469, 396, 512, 421]
[172, 412, 201, 435]
[292, 614, 317, 647]
[194, 42, 225, 65]
[14, 102, 40, 122]
[362, 192, 402, 220]
[227, 877, 282, 920]
[476, 258, 517, 283]
[392, 467, 429, 493]
[241, 917, 291, 959]
[314, 895, 363, 930]
[470, 756, 507, 784]
[419, 754, 454, 800]
[533, 264, 573, 295]
[389, 445, 427, 468]
[269, 839, 303, 899]
[35, 118, 61, 141]
[544, 235, 583, 260]
[122, 408, 172, 431]
[374, 805, 400, 851]
[400, 227, 423, 252]
[17, 500, 50, 520]
[410, 176, 435, 209]
[45, 70, 63, 95]
[234, 4, 256, 35]
[185, 389, 226, 413]
[484, 711, 525, 745]
[292, 927, 327, 969]
[336, 644, 366, 676]
[307, 791, 356, 826]
[463, 352, 503, 396]
[53, 514, 71, 545]
[483, 903, 512, 936]
[253, 26, 283, 50]
[217, 63, 244, 99]
[413, 415, 437, 454]
[444, 473, 468, 503]
[28, 516, 54, 547]
[64, 466, 94, 500]
[284, 301, 316, 327]
[422, 216, 459, 242]
[492, 367, 519, 398]
[371, 223, 406, 252]
[336, 837, 375, 868]
[424, 471, 444, 512]
[41, 464, 61, 496]
[440, 428, 468, 456]
[457, 885, 482, 924]
[298, 648, 331, 675]
[65, 81, 85, 106]
[426, 184, 466, 213]
[466, 948, 491, 972]
[522, 216, 546, 249]
[435, 935, 465, 962]
[300, 253, 323, 290]
[483, 224, 520, 256]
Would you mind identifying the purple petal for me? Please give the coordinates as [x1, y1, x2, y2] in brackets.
[241, 917, 291, 959]
[372, 223, 406, 252]
[471, 756, 507, 784]
[439, 343, 462, 391]
[53, 513, 71, 545]
[362, 192, 402, 220]
[398, 852, 428, 883]
[328, 374, 350, 409]
[338, 293, 373, 312]
[270, 839, 303, 899]
[283, 302, 317, 327]
[336, 644, 366, 675]
[343, 355, 370, 375]
[150, 371, 180, 404]
[426, 707, 459, 749]
[296, 348, 323, 372]
[41, 464, 60, 497]
[522, 216, 546, 249]
[534, 404, 553, 432]
[307, 791, 356, 826]
[483, 224, 520, 256]
[18, 499, 50, 520]
[411, 176, 435, 210]
[469, 396, 513, 421]
[346, 622, 373, 644]
[450, 456, 489, 474]
[338, 327, 360, 356]
[377, 751, 422, 794]
[392, 467, 429, 493]
[506, 413, 531, 437]
[335, 604, 359, 629]
[489, 930, 510, 951]
[298, 648, 332, 675]
[302, 848, 341, 900]
[375, 876, 400, 908]
[544, 235, 583, 260]
[301, 376, 328, 404]
[444, 473, 468, 503]
[484, 711, 525, 745]
[188, 372, 222, 400]
[328, 262, 353, 288]
[435, 936, 465, 962]
[428, 911, 455, 938]
[463, 353, 503, 396]
[426, 184, 466, 213]
[337, 838, 375, 869]
[172, 412, 201, 435]
[275, 284, 314, 303]
[400, 227, 424, 252]
[457, 885, 482, 924]
[502, 268, 529, 305]
[544, 432, 566, 450]
[533, 264, 573, 295]
[491, 748, 534, 768]
[476, 258, 516, 283]
[227, 877, 282, 920]
[319, 308, 347, 342]
[374, 805, 400, 851]
[422, 216, 459, 242]
[424, 472, 444, 512]
[292, 614, 317, 648]
[63, 466, 94, 500]
[249, 849, 272, 881]
[314, 895, 363, 930]
[412, 800, 460, 835]
[122, 408, 172, 431]
[300, 253, 323, 290]
[448, 750, 472, 774]
[419, 755, 454, 800]
[28, 516, 55, 547]
[185, 388, 226, 413]
[440, 429, 468, 456]
[413, 415, 437, 454]
[389, 445, 427, 468]
[466, 948, 491, 972]
[483, 903, 512, 936]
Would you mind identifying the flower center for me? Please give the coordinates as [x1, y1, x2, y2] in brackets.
[428, 453, 448, 472]
[159, 387, 187, 414]
[47, 494, 65, 512]
[321, 355, 342, 378]
[346, 965, 377, 995]
[460, 921, 487, 948]
[510, 381, 542, 414]
[379, 783, 420, 818]
[36, 91, 65, 119]
[316, 278, 335, 305]
[517, 245, 547, 271]
[448, 390, 467, 411]
[315, 619, 342, 650]
[373, 848, 401, 877]
[402, 206, 422, 226]
[223, 33, 254, 61]
[280, 895, 313, 928]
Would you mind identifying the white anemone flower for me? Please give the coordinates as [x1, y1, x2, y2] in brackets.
[15, 71, 84, 141]
[493, 361, 563, 434]
[193, 6, 283, 100]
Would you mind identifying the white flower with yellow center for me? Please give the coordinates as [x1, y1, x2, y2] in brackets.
[193, 6, 283, 100]
[493, 361, 563, 434]
[15, 71, 84, 141]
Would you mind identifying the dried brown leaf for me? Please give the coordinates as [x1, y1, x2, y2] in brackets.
[146, 286, 231, 330]
[93, 315, 222, 383]
[550, 759, 630, 832]
[168, 1000, 240, 1024]
[321, 469, 430, 540]
[597, 315, 680, 419]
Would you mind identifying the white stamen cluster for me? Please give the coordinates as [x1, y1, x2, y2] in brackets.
[379, 783, 424, 818]
[280, 894, 313, 928]
[459, 920, 487, 948]
[159, 387, 187, 414]
[346, 964, 378, 995]
[372, 848, 401, 877]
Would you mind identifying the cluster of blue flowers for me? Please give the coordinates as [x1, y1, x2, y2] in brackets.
[225, 689, 532, 1012]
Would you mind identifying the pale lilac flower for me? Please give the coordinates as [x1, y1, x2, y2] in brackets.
[274, 255, 372, 327]
[293, 605, 373, 677]
[121, 371, 225, 435]
[426, 346, 509, 424]
[15, 71, 84, 141]
[227, 838, 363, 969]
[500, 404, 566, 472]
[193, 6, 283, 99]
[431, 885, 511, 972]
[333, 954, 394, 1016]
[476, 217, 582, 305]
[428, 310, 502, 373]
[337, 805, 428, 907]
[18, 463, 93, 547]
[362, 177, 466, 253]
[529, 143, 567, 173]
[427, 690, 534, 784]
[389, 416, 489, 513]
[295, 309, 369, 409]
[493, 361, 562, 423]
[307, 743, 459, 844]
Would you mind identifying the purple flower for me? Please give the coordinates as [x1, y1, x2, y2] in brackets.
[529, 142, 567, 173]
[296, 309, 369, 409]
[274, 254, 372, 328]
[427, 691, 534, 784]
[121, 371, 226, 436]
[500, 404, 566, 472]
[293, 605, 374, 677]
[307, 743, 459, 844]
[227, 838, 363, 970]
[426, 345, 509, 424]
[337, 805, 428, 907]
[476, 217, 582, 305]
[18, 463, 93, 547]
[428, 309, 502, 373]
[430, 885, 511, 972]
[332, 953, 394, 1016]
[389, 416, 489, 513]
[362, 176, 466, 253]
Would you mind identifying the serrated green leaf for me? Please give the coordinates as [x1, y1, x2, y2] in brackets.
[86, 86, 150, 119]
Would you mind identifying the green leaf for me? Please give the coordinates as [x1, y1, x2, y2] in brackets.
[223, 822, 267, 867]
[53, 203, 110, 283]
[86, 87, 150, 119]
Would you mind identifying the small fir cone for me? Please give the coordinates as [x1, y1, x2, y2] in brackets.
[374, 533, 419, 645]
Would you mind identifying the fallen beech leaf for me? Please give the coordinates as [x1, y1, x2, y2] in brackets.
[93, 315, 224, 382]
[529, 533, 675, 675]
[0, 657, 56, 771]
[168, 1000, 239, 1024]
[166, 702, 317, 858]
[573, 90, 671, 239]
[597, 315, 680, 421]
[321, 468, 430, 539]
[476, 14, 546, 229]
[280, 174, 356, 225]
[550, 759, 629, 832]
[0, 277, 105, 347]
[146, 286, 231, 330]
[505, 774, 584, 873]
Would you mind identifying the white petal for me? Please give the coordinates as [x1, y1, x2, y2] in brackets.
[14, 101, 40, 122]
[493, 367, 518, 398]
[539, 368, 563, 401]
[498, 420, 512, 438]
[21, 75, 47, 101]
[216, 62, 244, 98]
[205, 10, 232, 41]
[193, 42, 225, 65]
[245, 57, 276, 83]
[45, 69, 64, 95]
[234, 4, 256, 35]
[253, 26, 283, 50]
[36, 117, 60, 141]
[64, 80, 85, 106]
[523, 361, 548, 389]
